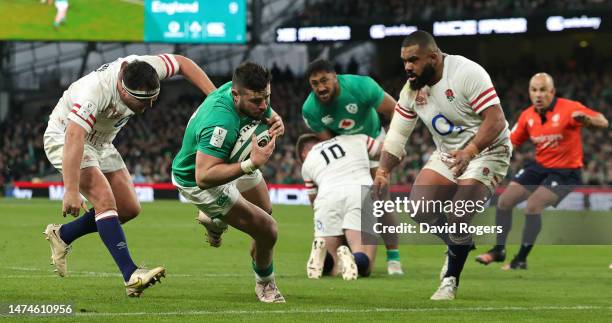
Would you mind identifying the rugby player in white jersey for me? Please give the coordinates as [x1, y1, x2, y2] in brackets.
[373, 31, 512, 300]
[43, 53, 216, 296]
[297, 134, 381, 280]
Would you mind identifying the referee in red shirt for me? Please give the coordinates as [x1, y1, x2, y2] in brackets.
[476, 73, 608, 270]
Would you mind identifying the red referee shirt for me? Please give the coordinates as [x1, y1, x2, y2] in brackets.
[510, 97, 600, 169]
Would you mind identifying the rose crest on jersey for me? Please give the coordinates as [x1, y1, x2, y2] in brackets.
[445, 89, 455, 102]
[345, 103, 358, 114]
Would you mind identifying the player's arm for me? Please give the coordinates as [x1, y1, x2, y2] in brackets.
[365, 135, 383, 160]
[308, 194, 317, 206]
[62, 121, 87, 217]
[144, 54, 216, 95]
[173, 55, 217, 95]
[196, 135, 276, 189]
[302, 166, 318, 207]
[449, 105, 506, 176]
[302, 100, 334, 140]
[376, 92, 397, 122]
[374, 98, 419, 197]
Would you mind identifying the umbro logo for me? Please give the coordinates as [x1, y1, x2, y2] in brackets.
[116, 241, 128, 250]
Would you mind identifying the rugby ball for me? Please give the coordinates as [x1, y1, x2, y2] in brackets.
[229, 121, 271, 163]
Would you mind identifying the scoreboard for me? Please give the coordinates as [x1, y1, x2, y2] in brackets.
[144, 0, 246, 43]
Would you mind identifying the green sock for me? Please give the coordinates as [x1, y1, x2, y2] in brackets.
[386, 249, 401, 262]
[252, 261, 274, 279]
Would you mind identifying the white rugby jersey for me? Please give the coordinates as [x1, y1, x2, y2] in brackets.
[46, 54, 180, 147]
[301, 134, 380, 195]
[394, 54, 510, 153]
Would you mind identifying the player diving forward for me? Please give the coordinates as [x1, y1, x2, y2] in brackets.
[297, 134, 381, 280]
[43, 53, 216, 296]
[171, 62, 285, 303]
[302, 58, 404, 275]
[374, 31, 512, 300]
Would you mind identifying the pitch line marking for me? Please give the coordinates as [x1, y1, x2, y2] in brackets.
[74, 306, 612, 317]
[4, 267, 248, 278]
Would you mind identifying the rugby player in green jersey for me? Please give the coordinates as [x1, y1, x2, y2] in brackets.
[172, 62, 285, 303]
[301, 59, 404, 275]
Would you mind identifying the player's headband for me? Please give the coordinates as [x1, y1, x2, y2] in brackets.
[121, 79, 160, 100]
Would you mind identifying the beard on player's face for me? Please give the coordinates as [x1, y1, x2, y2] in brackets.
[238, 99, 266, 120]
[408, 63, 435, 90]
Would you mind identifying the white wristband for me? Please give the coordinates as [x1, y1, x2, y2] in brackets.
[240, 159, 257, 175]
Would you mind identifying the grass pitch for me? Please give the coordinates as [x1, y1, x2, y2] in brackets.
[1, 199, 611, 321]
[0, 0, 143, 41]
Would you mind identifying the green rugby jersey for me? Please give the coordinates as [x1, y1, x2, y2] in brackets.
[172, 82, 272, 187]
[302, 74, 385, 137]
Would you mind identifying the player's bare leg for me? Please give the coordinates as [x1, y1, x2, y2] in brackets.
[409, 169, 457, 282]
[105, 168, 141, 224]
[223, 197, 284, 303]
[477, 181, 529, 265]
[370, 167, 403, 275]
[46, 167, 143, 262]
[76, 167, 163, 296]
[502, 186, 558, 271]
[432, 179, 490, 301]
[196, 176, 269, 248]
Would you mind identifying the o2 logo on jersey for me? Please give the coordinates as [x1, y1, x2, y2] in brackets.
[114, 116, 130, 128]
[431, 114, 465, 136]
[338, 119, 355, 130]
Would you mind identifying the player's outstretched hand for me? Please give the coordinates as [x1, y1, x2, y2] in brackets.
[266, 114, 285, 137]
[62, 190, 87, 218]
[372, 168, 390, 200]
[250, 134, 277, 167]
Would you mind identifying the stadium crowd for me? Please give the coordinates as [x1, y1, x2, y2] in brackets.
[296, 0, 611, 24]
[1, 57, 611, 191]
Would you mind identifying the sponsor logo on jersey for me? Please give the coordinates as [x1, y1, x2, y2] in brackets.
[339, 119, 355, 130]
[210, 126, 228, 148]
[345, 103, 358, 114]
[528, 118, 534, 127]
[482, 167, 490, 176]
[530, 133, 563, 148]
[322, 115, 334, 125]
[445, 89, 455, 102]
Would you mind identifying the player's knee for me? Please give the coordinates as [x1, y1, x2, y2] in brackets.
[119, 203, 141, 223]
[525, 201, 545, 215]
[497, 194, 517, 210]
[261, 217, 278, 246]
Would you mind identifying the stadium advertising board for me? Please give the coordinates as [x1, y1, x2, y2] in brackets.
[275, 12, 609, 42]
[8, 182, 612, 210]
